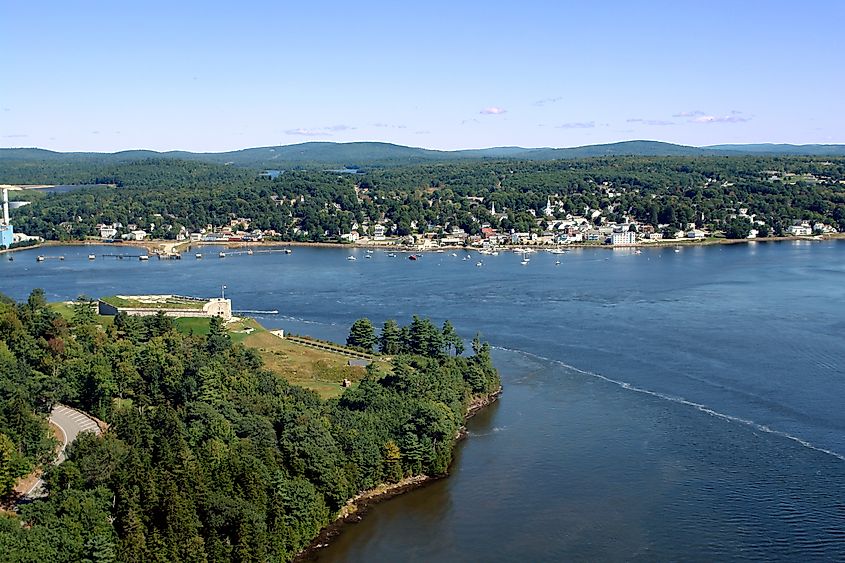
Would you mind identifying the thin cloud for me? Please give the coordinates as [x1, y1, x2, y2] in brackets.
[480, 106, 507, 115]
[556, 121, 595, 129]
[627, 118, 674, 126]
[284, 124, 356, 136]
[373, 123, 407, 129]
[673, 110, 706, 117]
[285, 128, 332, 137]
[2, 133, 28, 138]
[692, 114, 751, 124]
[414, 130, 431, 135]
[533, 96, 563, 107]
[461, 118, 481, 125]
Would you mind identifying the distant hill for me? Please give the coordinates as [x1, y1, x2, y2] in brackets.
[2, 140, 843, 169]
[705, 143, 845, 156]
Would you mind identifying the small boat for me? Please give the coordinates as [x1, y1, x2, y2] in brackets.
[521, 259, 529, 265]
[219, 251, 226, 258]
[59, 256, 65, 260]
[555, 260, 561, 266]
[88, 254, 96, 260]
[387, 253, 397, 257]
[408, 255, 418, 261]
[284, 249, 292, 254]
[436, 249, 444, 253]
[365, 255, 372, 259]
[451, 253, 458, 257]
[635, 249, 642, 255]
[550, 248, 566, 254]
[347, 255, 356, 260]
[247, 249, 254, 255]
[8, 256, 13, 261]
[366, 249, 374, 254]
[139, 255, 149, 261]
[491, 251, 499, 256]
[195, 253, 203, 259]
[674, 248, 681, 253]
[36, 255, 45, 262]
[475, 261, 483, 267]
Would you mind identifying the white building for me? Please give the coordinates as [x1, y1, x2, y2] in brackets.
[787, 225, 812, 236]
[373, 225, 387, 240]
[610, 231, 637, 246]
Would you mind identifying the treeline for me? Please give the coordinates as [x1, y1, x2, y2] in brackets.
[6, 155, 845, 242]
[0, 290, 500, 562]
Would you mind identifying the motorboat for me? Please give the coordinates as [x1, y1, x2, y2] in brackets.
[347, 255, 357, 260]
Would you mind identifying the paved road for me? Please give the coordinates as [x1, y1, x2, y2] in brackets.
[25, 404, 101, 497]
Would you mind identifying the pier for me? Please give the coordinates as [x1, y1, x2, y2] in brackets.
[101, 253, 146, 259]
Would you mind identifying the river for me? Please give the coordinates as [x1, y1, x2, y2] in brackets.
[2, 241, 844, 560]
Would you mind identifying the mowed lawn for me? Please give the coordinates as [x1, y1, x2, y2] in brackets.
[242, 328, 367, 399]
[174, 317, 369, 399]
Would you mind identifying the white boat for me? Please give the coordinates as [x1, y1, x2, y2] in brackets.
[219, 251, 226, 258]
[36, 255, 45, 262]
[365, 255, 372, 259]
[555, 260, 561, 266]
[366, 249, 374, 253]
[521, 260, 529, 265]
[674, 248, 681, 253]
[195, 253, 203, 259]
[550, 248, 566, 254]
[451, 253, 458, 257]
[347, 255, 356, 261]
[247, 249, 254, 255]
[491, 251, 499, 256]
[475, 261, 483, 267]
[139, 255, 149, 261]
[387, 253, 397, 257]
[284, 249, 292, 254]
[88, 254, 96, 260]
[635, 249, 642, 255]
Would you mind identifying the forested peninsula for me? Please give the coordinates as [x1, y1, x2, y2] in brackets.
[0, 291, 500, 561]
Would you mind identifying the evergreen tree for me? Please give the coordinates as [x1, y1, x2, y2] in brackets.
[378, 320, 401, 355]
[347, 318, 376, 352]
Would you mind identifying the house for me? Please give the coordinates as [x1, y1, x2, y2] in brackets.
[99, 225, 118, 239]
[787, 224, 812, 236]
[610, 231, 637, 246]
[373, 225, 387, 240]
[340, 231, 360, 243]
[686, 229, 706, 239]
[127, 230, 148, 241]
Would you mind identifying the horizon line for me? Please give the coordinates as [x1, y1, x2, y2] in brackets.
[2, 138, 845, 154]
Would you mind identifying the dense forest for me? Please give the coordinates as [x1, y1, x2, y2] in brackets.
[4, 155, 844, 242]
[0, 291, 500, 562]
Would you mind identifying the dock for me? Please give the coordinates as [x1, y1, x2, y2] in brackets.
[101, 253, 146, 259]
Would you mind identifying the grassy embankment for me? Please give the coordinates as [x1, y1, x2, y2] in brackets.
[175, 317, 379, 398]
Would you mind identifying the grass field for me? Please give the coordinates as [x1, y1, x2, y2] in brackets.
[48, 301, 114, 326]
[241, 325, 375, 399]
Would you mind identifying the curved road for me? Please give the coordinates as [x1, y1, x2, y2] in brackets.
[25, 404, 102, 498]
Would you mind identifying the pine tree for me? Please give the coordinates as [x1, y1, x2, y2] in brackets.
[346, 318, 376, 352]
[379, 319, 401, 355]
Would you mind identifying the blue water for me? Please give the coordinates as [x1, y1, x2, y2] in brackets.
[2, 241, 844, 560]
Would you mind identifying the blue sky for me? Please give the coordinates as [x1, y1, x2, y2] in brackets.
[2, 0, 843, 152]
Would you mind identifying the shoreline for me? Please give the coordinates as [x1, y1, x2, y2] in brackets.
[293, 386, 503, 562]
[2, 233, 842, 257]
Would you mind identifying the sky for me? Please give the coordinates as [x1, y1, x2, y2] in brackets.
[2, 0, 844, 152]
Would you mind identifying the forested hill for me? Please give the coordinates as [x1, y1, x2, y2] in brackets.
[0, 293, 501, 561]
[3, 140, 845, 169]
